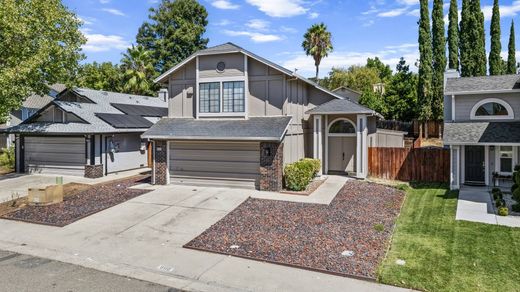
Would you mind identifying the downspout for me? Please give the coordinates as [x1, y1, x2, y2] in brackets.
[104, 136, 108, 175]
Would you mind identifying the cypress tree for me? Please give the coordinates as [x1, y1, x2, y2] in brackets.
[489, 0, 502, 75]
[472, 0, 487, 76]
[432, 0, 446, 120]
[508, 20, 517, 74]
[418, 0, 433, 126]
[448, 0, 459, 70]
[459, 0, 472, 76]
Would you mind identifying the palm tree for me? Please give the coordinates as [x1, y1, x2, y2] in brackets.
[302, 23, 333, 80]
[120, 45, 156, 95]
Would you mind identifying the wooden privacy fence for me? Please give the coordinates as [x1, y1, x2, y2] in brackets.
[368, 147, 450, 182]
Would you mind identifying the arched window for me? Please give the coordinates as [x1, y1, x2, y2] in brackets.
[470, 98, 514, 120]
[328, 118, 356, 136]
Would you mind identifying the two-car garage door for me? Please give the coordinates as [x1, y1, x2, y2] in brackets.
[24, 136, 85, 176]
[169, 141, 260, 189]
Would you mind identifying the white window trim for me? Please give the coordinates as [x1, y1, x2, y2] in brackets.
[327, 118, 357, 137]
[197, 80, 247, 117]
[495, 145, 516, 176]
[470, 98, 514, 120]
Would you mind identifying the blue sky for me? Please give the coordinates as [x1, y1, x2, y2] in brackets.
[64, 0, 520, 78]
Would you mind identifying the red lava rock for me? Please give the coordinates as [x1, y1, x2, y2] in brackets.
[184, 180, 404, 279]
[2, 175, 151, 227]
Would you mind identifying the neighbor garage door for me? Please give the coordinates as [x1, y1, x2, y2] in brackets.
[24, 136, 85, 176]
[169, 141, 260, 189]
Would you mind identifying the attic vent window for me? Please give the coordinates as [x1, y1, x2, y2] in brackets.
[216, 61, 226, 72]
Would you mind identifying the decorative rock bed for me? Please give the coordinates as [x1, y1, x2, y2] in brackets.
[185, 180, 405, 279]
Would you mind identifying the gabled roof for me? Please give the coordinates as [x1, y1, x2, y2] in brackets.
[445, 74, 520, 95]
[306, 99, 380, 117]
[142, 116, 292, 141]
[6, 88, 167, 134]
[154, 42, 348, 101]
[444, 121, 520, 144]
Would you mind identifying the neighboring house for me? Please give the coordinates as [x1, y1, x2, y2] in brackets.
[142, 42, 382, 191]
[6, 88, 167, 178]
[331, 86, 361, 102]
[0, 84, 66, 149]
[444, 70, 520, 190]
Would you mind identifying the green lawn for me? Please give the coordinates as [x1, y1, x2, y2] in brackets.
[378, 184, 520, 292]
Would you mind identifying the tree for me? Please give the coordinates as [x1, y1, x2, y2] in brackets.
[367, 57, 392, 82]
[120, 45, 157, 96]
[507, 20, 517, 74]
[359, 90, 387, 118]
[459, 0, 472, 76]
[136, 0, 209, 73]
[472, 0, 487, 76]
[384, 58, 418, 121]
[0, 0, 85, 121]
[322, 66, 380, 93]
[448, 0, 459, 70]
[489, 0, 503, 75]
[417, 0, 433, 133]
[302, 23, 333, 80]
[76, 62, 123, 92]
[432, 0, 446, 121]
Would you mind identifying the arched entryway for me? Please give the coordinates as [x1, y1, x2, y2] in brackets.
[327, 118, 357, 174]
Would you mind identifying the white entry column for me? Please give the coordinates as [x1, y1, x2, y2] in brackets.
[313, 115, 323, 176]
[356, 114, 368, 179]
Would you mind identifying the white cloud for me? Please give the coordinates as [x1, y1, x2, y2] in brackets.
[246, 19, 270, 30]
[362, 19, 375, 27]
[280, 26, 298, 33]
[308, 12, 319, 19]
[377, 8, 408, 17]
[223, 30, 282, 42]
[407, 9, 420, 17]
[246, 0, 308, 17]
[99, 0, 110, 3]
[281, 44, 420, 77]
[214, 19, 232, 26]
[101, 8, 126, 16]
[211, 0, 239, 10]
[78, 16, 96, 25]
[82, 32, 130, 52]
[482, 0, 520, 21]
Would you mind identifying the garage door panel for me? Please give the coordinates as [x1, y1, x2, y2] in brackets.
[171, 160, 259, 174]
[170, 142, 259, 151]
[171, 149, 259, 162]
[25, 143, 84, 153]
[24, 136, 85, 176]
[172, 171, 258, 181]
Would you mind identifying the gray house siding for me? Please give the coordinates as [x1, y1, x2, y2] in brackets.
[168, 59, 196, 118]
[199, 53, 244, 78]
[444, 95, 452, 121]
[453, 92, 520, 121]
[105, 133, 147, 174]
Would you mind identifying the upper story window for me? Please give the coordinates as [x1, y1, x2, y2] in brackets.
[199, 81, 245, 114]
[470, 98, 514, 120]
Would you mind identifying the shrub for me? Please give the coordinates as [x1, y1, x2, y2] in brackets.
[496, 199, 505, 208]
[513, 188, 520, 202]
[300, 158, 321, 177]
[512, 184, 519, 193]
[498, 207, 509, 216]
[374, 224, 385, 232]
[284, 162, 313, 191]
[515, 165, 520, 172]
[0, 146, 15, 169]
[512, 203, 520, 213]
[492, 187, 501, 194]
[492, 189, 503, 201]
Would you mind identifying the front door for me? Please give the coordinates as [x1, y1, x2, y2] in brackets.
[328, 137, 356, 173]
[465, 145, 485, 184]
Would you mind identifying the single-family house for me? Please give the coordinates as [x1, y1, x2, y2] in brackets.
[142, 42, 384, 191]
[331, 86, 362, 102]
[444, 70, 520, 189]
[6, 88, 167, 178]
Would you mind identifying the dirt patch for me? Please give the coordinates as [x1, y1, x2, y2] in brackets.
[281, 177, 327, 196]
[0, 167, 13, 176]
[185, 180, 404, 280]
[1, 176, 151, 226]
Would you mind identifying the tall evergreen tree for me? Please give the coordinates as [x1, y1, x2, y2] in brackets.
[432, 0, 446, 120]
[472, 0, 487, 76]
[448, 0, 459, 70]
[489, 0, 502, 75]
[508, 20, 517, 74]
[417, 0, 433, 127]
[459, 0, 472, 76]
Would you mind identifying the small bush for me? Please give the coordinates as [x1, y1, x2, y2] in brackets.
[496, 199, 506, 208]
[513, 188, 520, 202]
[498, 207, 509, 216]
[512, 203, 520, 213]
[512, 184, 519, 193]
[300, 158, 321, 177]
[492, 187, 501, 194]
[374, 224, 385, 232]
[0, 146, 15, 169]
[492, 189, 503, 200]
[284, 162, 313, 191]
[515, 165, 520, 172]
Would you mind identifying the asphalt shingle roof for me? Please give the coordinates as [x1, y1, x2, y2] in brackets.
[306, 99, 376, 115]
[141, 116, 292, 141]
[445, 75, 520, 94]
[444, 122, 520, 144]
[6, 88, 167, 134]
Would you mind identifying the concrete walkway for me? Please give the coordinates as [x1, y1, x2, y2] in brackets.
[0, 175, 410, 292]
[0, 168, 149, 203]
[457, 186, 520, 228]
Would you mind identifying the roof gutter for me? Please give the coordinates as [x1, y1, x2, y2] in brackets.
[445, 89, 520, 95]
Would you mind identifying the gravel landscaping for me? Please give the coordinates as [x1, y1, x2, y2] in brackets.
[2, 175, 151, 227]
[185, 180, 404, 279]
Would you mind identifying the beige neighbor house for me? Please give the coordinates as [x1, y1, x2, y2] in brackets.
[444, 70, 520, 190]
[143, 43, 389, 191]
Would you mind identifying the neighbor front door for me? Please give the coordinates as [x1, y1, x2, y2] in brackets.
[328, 137, 356, 173]
[465, 145, 485, 184]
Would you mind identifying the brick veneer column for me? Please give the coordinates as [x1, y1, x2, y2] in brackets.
[154, 140, 168, 185]
[259, 142, 283, 192]
[84, 164, 103, 178]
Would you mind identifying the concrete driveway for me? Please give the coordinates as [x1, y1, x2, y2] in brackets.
[0, 178, 411, 292]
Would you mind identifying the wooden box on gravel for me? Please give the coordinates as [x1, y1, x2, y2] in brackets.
[28, 185, 64, 206]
